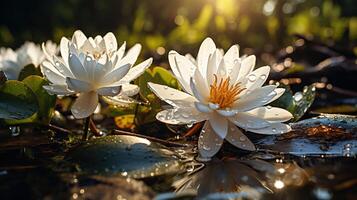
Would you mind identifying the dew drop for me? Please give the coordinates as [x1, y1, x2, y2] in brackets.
[239, 136, 246, 141]
[293, 92, 303, 102]
[260, 74, 267, 79]
[248, 74, 257, 82]
[9, 126, 20, 137]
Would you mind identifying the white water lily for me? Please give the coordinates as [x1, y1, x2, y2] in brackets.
[0, 41, 57, 80]
[42, 30, 152, 119]
[148, 38, 292, 159]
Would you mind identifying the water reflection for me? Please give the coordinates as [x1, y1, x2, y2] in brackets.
[173, 156, 312, 199]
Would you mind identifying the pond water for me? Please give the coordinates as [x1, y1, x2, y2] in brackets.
[0, 114, 355, 200]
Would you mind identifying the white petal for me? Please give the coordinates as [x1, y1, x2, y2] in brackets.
[0, 60, 22, 80]
[226, 122, 256, 151]
[114, 42, 126, 63]
[71, 91, 98, 119]
[208, 112, 228, 139]
[102, 63, 131, 85]
[237, 55, 255, 81]
[197, 37, 216, 76]
[102, 95, 138, 106]
[66, 77, 92, 92]
[71, 30, 87, 48]
[171, 52, 196, 94]
[68, 53, 88, 81]
[193, 69, 210, 99]
[43, 85, 75, 95]
[116, 43, 141, 67]
[190, 78, 207, 103]
[215, 58, 227, 79]
[194, 102, 213, 113]
[117, 84, 136, 96]
[148, 82, 196, 107]
[228, 61, 241, 85]
[119, 58, 152, 83]
[83, 55, 97, 82]
[97, 85, 121, 96]
[246, 106, 292, 122]
[60, 37, 70, 66]
[168, 51, 187, 92]
[185, 53, 197, 65]
[103, 32, 117, 52]
[52, 55, 73, 77]
[241, 66, 270, 93]
[41, 61, 66, 85]
[206, 51, 218, 86]
[266, 88, 285, 104]
[216, 109, 237, 117]
[224, 44, 239, 67]
[234, 85, 277, 111]
[247, 123, 292, 135]
[229, 112, 271, 129]
[198, 121, 224, 159]
[156, 108, 208, 125]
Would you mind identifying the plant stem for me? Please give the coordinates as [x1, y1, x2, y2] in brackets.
[89, 118, 101, 136]
[82, 116, 90, 141]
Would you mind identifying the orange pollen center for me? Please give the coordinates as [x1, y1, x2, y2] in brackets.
[209, 74, 246, 109]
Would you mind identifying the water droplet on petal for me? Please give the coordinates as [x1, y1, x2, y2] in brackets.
[248, 74, 257, 82]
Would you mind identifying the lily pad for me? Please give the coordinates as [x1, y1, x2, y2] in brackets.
[271, 84, 316, 122]
[5, 75, 56, 125]
[68, 135, 183, 178]
[0, 80, 38, 120]
[256, 114, 357, 156]
[17, 64, 43, 81]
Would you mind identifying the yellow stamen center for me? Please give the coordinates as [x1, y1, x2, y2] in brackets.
[209, 74, 245, 109]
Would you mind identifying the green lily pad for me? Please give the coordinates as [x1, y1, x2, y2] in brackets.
[68, 135, 183, 178]
[17, 64, 43, 81]
[271, 84, 316, 122]
[136, 66, 180, 101]
[0, 80, 38, 120]
[5, 75, 56, 125]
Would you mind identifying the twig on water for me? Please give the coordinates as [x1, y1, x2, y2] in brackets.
[184, 122, 204, 137]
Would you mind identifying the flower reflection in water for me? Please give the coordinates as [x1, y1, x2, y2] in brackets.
[173, 157, 309, 199]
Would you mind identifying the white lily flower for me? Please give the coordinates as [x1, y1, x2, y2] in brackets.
[0, 41, 57, 80]
[42, 30, 152, 119]
[148, 38, 292, 159]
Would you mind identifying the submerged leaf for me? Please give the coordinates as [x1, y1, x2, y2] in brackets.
[68, 135, 183, 178]
[257, 114, 357, 156]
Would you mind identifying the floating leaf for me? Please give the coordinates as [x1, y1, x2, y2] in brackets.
[271, 84, 316, 122]
[0, 80, 38, 120]
[5, 75, 56, 125]
[17, 64, 43, 81]
[114, 114, 135, 130]
[68, 135, 183, 178]
[257, 114, 357, 156]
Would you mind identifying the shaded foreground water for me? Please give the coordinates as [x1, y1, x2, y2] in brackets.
[0, 114, 356, 200]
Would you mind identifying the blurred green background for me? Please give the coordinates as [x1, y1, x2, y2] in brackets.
[0, 0, 356, 64]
